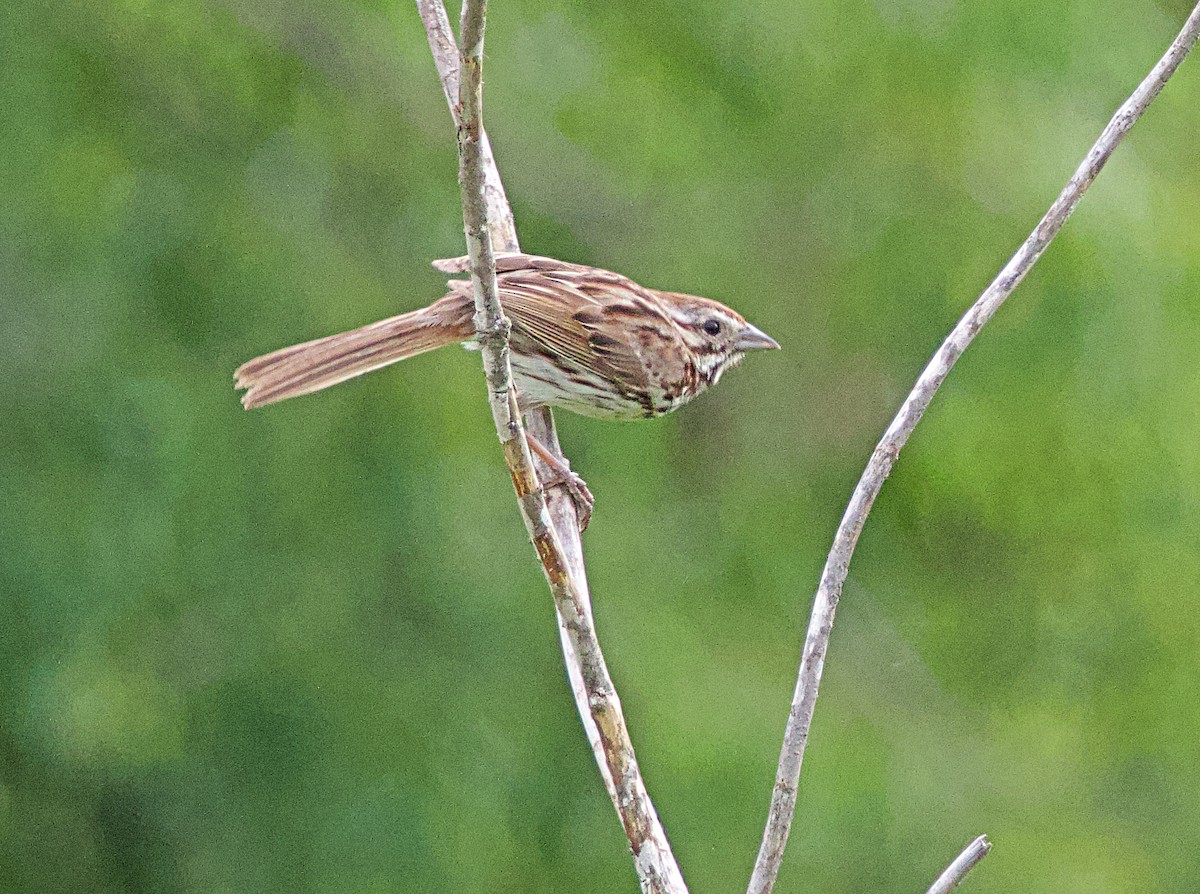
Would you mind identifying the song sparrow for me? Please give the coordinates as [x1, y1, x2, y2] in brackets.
[237, 252, 778, 412]
[236, 253, 779, 521]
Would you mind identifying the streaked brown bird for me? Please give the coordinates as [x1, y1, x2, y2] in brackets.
[235, 253, 779, 521]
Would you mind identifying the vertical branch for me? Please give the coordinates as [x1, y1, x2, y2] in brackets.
[455, 0, 514, 438]
[747, 7, 1200, 894]
[417, 0, 517, 253]
[418, 3, 688, 891]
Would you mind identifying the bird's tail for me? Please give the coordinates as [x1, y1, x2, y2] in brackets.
[235, 293, 474, 409]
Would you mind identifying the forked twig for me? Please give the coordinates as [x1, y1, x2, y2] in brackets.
[416, 2, 687, 890]
[748, 7, 1200, 893]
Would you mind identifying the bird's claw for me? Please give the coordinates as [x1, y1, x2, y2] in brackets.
[525, 433, 594, 532]
[540, 467, 594, 532]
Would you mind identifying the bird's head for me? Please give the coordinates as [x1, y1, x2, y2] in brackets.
[657, 291, 780, 386]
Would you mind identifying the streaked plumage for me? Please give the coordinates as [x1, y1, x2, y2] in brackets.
[235, 253, 778, 417]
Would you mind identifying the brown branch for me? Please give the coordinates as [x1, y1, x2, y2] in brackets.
[416, 2, 687, 891]
[747, 6, 1200, 893]
[925, 836, 992, 894]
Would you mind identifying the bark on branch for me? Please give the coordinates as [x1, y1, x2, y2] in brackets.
[925, 835, 992, 894]
[747, 7, 1200, 893]
[415, 2, 687, 891]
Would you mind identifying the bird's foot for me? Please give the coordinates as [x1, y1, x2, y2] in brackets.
[526, 435, 594, 532]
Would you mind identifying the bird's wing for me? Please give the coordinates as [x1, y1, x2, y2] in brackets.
[432, 255, 680, 402]
[500, 269, 673, 401]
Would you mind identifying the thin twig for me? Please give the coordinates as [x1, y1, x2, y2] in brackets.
[417, 0, 516, 253]
[925, 835, 992, 894]
[455, 0, 517, 438]
[416, 0, 459, 106]
[747, 7, 1200, 893]
[417, 3, 688, 891]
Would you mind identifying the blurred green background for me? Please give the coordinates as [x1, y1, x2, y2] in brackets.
[3, 0, 1200, 891]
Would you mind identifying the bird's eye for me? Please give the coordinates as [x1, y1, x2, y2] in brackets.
[702, 319, 722, 336]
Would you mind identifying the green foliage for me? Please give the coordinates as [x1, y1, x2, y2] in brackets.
[3, 0, 1199, 890]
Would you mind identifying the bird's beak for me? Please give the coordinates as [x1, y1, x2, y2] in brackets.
[735, 323, 781, 352]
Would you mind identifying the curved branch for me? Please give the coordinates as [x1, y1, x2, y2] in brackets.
[416, 3, 688, 891]
[747, 7, 1200, 893]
